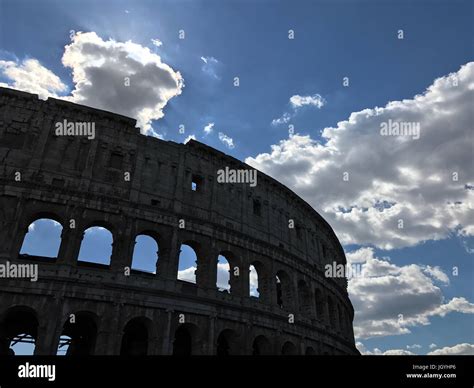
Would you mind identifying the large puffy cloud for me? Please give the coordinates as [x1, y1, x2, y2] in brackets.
[0, 32, 183, 134]
[0, 59, 67, 99]
[248, 63, 474, 249]
[347, 248, 474, 340]
[62, 32, 183, 132]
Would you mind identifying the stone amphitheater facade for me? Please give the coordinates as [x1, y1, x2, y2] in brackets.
[0, 87, 358, 355]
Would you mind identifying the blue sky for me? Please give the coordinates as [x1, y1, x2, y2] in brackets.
[2, 0, 473, 355]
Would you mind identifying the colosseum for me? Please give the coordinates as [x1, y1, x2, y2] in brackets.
[0, 86, 358, 356]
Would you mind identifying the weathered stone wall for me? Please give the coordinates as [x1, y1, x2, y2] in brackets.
[0, 87, 358, 355]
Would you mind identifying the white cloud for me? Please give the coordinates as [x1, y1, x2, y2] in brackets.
[203, 122, 214, 135]
[217, 262, 230, 291]
[249, 63, 474, 249]
[200, 56, 221, 80]
[428, 343, 474, 355]
[429, 343, 437, 349]
[177, 266, 196, 283]
[249, 264, 259, 297]
[290, 94, 326, 109]
[86, 226, 107, 234]
[0, 32, 184, 135]
[356, 342, 415, 355]
[184, 134, 196, 144]
[218, 132, 235, 149]
[383, 349, 415, 355]
[271, 112, 291, 126]
[151, 38, 163, 47]
[424, 266, 450, 285]
[347, 247, 474, 340]
[406, 344, 422, 350]
[272, 94, 326, 126]
[62, 32, 183, 133]
[0, 59, 67, 100]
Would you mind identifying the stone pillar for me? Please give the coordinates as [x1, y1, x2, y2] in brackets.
[110, 222, 134, 272]
[34, 298, 63, 356]
[161, 309, 173, 355]
[233, 258, 249, 298]
[94, 304, 121, 355]
[79, 137, 99, 191]
[156, 229, 180, 280]
[299, 336, 305, 355]
[57, 225, 83, 265]
[242, 323, 252, 355]
[324, 292, 331, 328]
[196, 243, 217, 290]
[34, 325, 58, 355]
[307, 286, 316, 319]
[0, 201, 18, 259]
[207, 315, 216, 355]
[9, 199, 28, 259]
[274, 330, 282, 355]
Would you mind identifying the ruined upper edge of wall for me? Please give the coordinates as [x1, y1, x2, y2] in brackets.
[0, 86, 345, 258]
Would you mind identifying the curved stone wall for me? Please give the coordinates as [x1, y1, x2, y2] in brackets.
[0, 87, 358, 355]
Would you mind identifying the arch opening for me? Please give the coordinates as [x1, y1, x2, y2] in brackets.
[327, 295, 337, 329]
[57, 312, 97, 355]
[131, 234, 159, 274]
[216, 329, 238, 355]
[120, 318, 149, 356]
[252, 335, 271, 355]
[177, 244, 197, 284]
[249, 264, 259, 298]
[78, 226, 113, 266]
[0, 307, 38, 355]
[298, 280, 312, 317]
[172, 324, 199, 355]
[275, 270, 292, 309]
[315, 288, 325, 322]
[281, 341, 297, 356]
[20, 218, 63, 259]
[217, 255, 231, 292]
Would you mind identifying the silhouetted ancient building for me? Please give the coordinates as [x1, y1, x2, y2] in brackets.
[0, 87, 358, 355]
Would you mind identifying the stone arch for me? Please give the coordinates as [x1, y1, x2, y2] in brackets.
[337, 303, 345, 334]
[216, 253, 231, 292]
[120, 317, 151, 356]
[172, 323, 200, 355]
[21, 211, 65, 233]
[252, 334, 271, 355]
[275, 269, 293, 309]
[249, 263, 260, 298]
[78, 223, 114, 267]
[177, 241, 200, 284]
[297, 279, 312, 317]
[281, 340, 298, 355]
[19, 214, 64, 259]
[315, 287, 326, 322]
[216, 328, 239, 355]
[0, 305, 39, 355]
[327, 294, 337, 328]
[131, 231, 160, 274]
[250, 260, 271, 301]
[57, 311, 98, 355]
